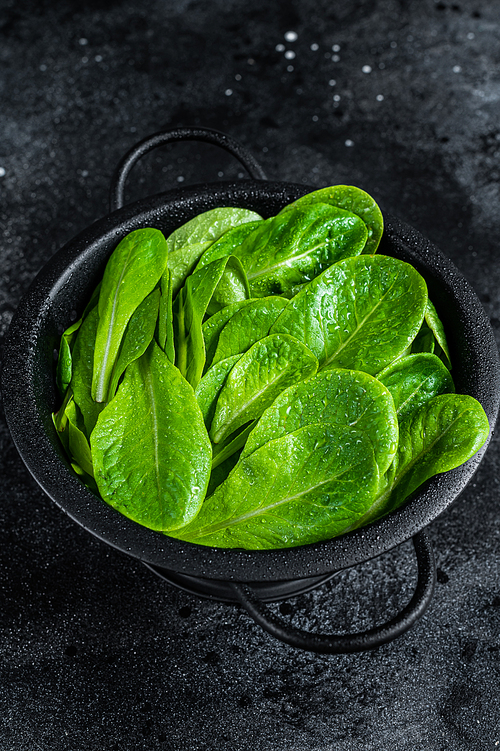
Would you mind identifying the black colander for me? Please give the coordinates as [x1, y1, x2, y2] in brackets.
[3, 128, 499, 653]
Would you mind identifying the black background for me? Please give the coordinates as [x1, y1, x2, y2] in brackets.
[1, 1, 500, 749]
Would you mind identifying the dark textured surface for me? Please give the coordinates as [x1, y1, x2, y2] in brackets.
[1, 1, 500, 749]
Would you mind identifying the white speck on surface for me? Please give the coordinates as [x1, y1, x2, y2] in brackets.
[333, 94, 341, 101]
[310, 43, 319, 51]
[218, 171, 224, 177]
[39, 64, 47, 71]
[332, 54, 340, 62]
[390, 40, 397, 48]
[468, 32, 475, 39]
[275, 43, 285, 52]
[225, 88, 233, 96]
[362, 65, 372, 73]
[376, 94, 384, 101]
[235, 73, 242, 80]
[284, 31, 298, 42]
[332, 44, 341, 52]
[177, 176, 184, 182]
[284, 50, 296, 59]
[312, 115, 318, 121]
[287, 65, 294, 72]
[81, 57, 88, 63]
[329, 79, 336, 86]
[0, 167, 5, 177]
[95, 55, 103, 62]
[453, 65, 461, 73]
[79, 37, 88, 45]
[345, 139, 354, 147]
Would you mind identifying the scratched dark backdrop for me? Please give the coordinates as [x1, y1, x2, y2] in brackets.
[1, 1, 500, 749]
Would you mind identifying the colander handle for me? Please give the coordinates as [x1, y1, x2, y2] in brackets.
[230, 531, 436, 654]
[109, 127, 268, 212]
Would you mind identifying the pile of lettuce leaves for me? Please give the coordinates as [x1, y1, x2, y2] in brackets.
[53, 185, 489, 549]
